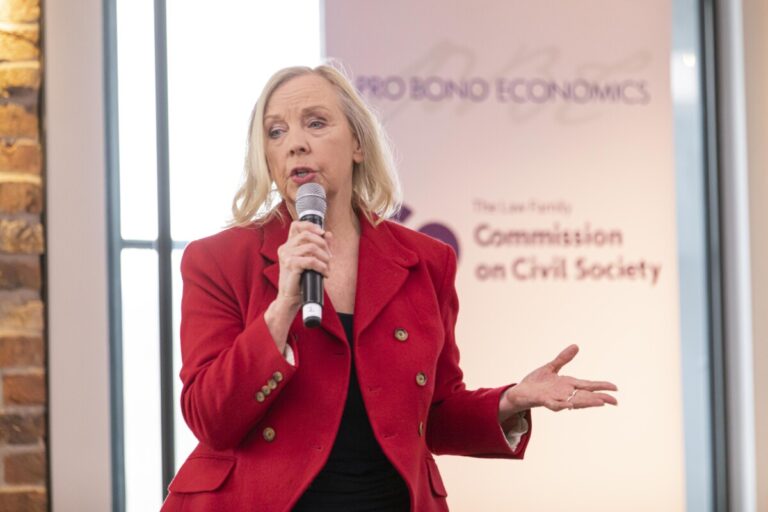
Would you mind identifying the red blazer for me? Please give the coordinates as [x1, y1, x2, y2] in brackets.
[161, 204, 531, 512]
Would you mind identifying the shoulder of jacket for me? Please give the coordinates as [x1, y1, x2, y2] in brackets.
[184, 224, 264, 262]
[378, 219, 453, 266]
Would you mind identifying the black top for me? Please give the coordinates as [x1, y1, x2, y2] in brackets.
[292, 312, 411, 511]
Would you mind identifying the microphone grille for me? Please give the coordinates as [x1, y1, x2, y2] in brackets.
[295, 183, 327, 218]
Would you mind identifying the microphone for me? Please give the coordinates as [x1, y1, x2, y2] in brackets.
[295, 183, 327, 328]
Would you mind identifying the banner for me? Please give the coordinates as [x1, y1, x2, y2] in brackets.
[325, 1, 684, 510]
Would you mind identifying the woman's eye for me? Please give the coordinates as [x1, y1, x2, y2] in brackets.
[267, 127, 284, 139]
[308, 119, 325, 129]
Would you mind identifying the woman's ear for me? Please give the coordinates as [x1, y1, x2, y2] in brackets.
[353, 138, 363, 164]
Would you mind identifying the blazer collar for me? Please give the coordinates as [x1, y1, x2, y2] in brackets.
[259, 202, 419, 343]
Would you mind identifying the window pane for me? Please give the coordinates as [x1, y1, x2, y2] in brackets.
[121, 248, 162, 512]
[116, 0, 159, 241]
[166, 0, 322, 242]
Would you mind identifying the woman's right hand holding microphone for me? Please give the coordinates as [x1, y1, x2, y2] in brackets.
[264, 220, 333, 352]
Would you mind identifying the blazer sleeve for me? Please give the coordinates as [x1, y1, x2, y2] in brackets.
[178, 239, 298, 450]
[425, 244, 532, 458]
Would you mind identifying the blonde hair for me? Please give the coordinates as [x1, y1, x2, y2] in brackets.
[227, 64, 401, 228]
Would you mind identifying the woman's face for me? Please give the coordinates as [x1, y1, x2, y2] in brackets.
[263, 73, 363, 210]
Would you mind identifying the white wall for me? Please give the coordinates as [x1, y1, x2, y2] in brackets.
[743, 1, 768, 509]
[44, 0, 113, 509]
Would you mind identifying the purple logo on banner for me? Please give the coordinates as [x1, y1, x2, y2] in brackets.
[393, 204, 461, 259]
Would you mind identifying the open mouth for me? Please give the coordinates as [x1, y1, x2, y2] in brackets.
[291, 167, 316, 178]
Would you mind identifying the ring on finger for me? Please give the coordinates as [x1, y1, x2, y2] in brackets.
[566, 389, 578, 402]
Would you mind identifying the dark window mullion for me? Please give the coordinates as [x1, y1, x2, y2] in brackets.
[104, 0, 126, 510]
[700, 0, 728, 509]
[153, 0, 176, 498]
[121, 239, 188, 250]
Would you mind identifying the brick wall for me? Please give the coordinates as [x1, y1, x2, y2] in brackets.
[0, 0, 46, 511]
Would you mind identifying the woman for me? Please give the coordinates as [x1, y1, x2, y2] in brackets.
[160, 65, 617, 512]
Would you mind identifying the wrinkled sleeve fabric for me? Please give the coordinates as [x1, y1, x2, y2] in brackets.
[178, 240, 298, 450]
[426, 244, 532, 459]
[500, 411, 530, 451]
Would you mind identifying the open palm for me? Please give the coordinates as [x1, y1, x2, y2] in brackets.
[500, 344, 618, 416]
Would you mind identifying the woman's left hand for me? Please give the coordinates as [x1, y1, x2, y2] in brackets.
[498, 344, 618, 421]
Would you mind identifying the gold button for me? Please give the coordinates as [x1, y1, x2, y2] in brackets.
[394, 328, 409, 342]
[255, 391, 265, 402]
[263, 427, 276, 442]
[418, 421, 424, 437]
[267, 378, 277, 390]
[416, 372, 427, 386]
[273, 371, 284, 382]
[262, 385, 271, 396]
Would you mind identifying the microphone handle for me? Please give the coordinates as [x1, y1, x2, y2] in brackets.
[299, 213, 324, 327]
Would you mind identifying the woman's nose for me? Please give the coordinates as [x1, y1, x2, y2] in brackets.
[288, 131, 309, 156]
